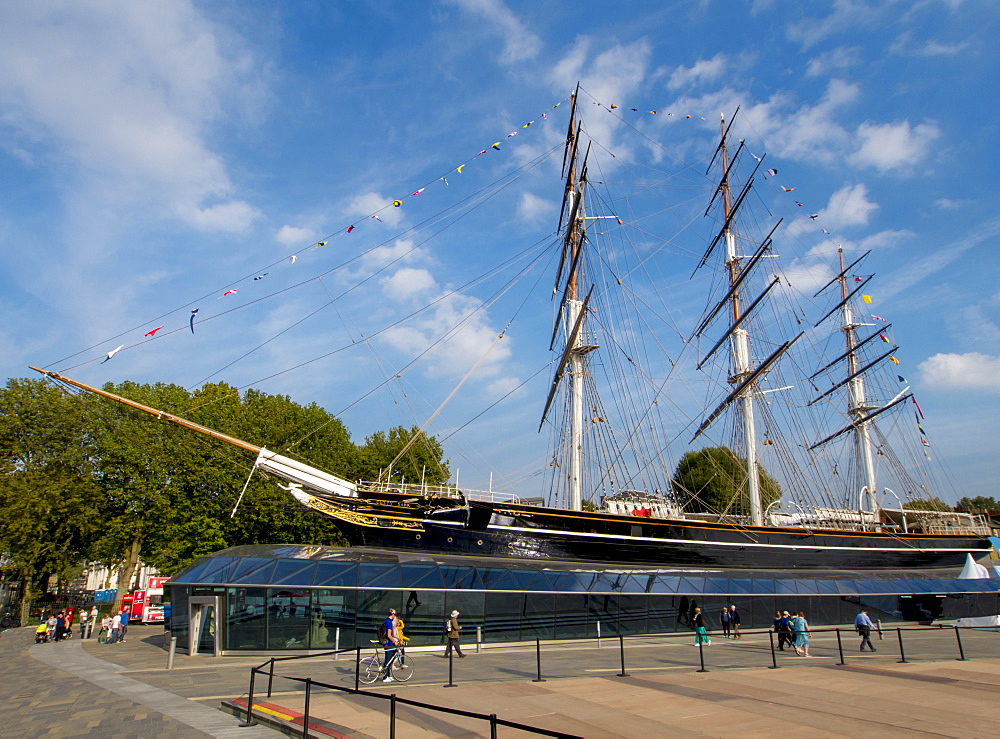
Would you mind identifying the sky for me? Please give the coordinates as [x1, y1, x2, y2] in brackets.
[1, 0, 999, 503]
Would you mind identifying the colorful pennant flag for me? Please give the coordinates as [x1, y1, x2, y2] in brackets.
[144, 326, 164, 337]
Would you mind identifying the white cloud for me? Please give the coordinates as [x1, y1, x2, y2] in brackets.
[804, 46, 861, 77]
[381, 268, 437, 301]
[446, 0, 540, 64]
[0, 1, 261, 233]
[516, 192, 555, 225]
[667, 54, 728, 90]
[823, 184, 879, 228]
[890, 30, 971, 57]
[276, 224, 318, 247]
[850, 120, 941, 173]
[919, 352, 1000, 391]
[345, 191, 404, 228]
[786, 1, 880, 50]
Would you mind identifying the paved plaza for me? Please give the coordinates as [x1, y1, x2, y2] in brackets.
[3, 622, 1000, 737]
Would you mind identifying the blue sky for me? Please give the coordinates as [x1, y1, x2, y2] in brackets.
[1, 1, 998, 503]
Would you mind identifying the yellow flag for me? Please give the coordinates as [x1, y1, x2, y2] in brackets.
[889, 356, 899, 365]
[456, 164, 464, 174]
[862, 295, 872, 303]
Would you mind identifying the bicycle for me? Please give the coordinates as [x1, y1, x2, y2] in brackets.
[358, 640, 414, 684]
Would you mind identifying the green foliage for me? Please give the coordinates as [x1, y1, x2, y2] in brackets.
[671, 446, 782, 516]
[0, 376, 451, 584]
[956, 496, 998, 511]
[903, 497, 951, 512]
[357, 425, 450, 485]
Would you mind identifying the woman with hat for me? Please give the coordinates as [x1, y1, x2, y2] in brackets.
[444, 609, 465, 658]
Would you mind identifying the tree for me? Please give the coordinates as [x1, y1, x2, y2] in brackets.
[671, 446, 781, 516]
[903, 497, 950, 512]
[956, 496, 998, 511]
[357, 426, 450, 486]
[0, 379, 102, 623]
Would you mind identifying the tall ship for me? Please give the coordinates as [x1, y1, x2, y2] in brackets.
[34, 89, 993, 570]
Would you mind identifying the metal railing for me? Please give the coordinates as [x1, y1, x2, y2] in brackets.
[234, 623, 997, 735]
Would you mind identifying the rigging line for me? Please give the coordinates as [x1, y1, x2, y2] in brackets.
[285, 241, 554, 450]
[46, 142, 563, 372]
[383, 332, 507, 478]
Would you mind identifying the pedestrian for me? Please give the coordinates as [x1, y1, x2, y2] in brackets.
[46, 614, 58, 642]
[406, 591, 421, 608]
[692, 607, 711, 646]
[109, 611, 122, 645]
[54, 611, 66, 641]
[792, 611, 811, 657]
[99, 613, 111, 643]
[720, 606, 731, 638]
[854, 608, 877, 652]
[379, 608, 400, 682]
[444, 610, 465, 657]
[729, 605, 741, 639]
[119, 608, 129, 643]
[678, 595, 690, 625]
[775, 610, 793, 651]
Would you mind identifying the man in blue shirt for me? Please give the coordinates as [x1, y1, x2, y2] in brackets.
[380, 608, 399, 682]
[854, 608, 876, 652]
[119, 609, 130, 643]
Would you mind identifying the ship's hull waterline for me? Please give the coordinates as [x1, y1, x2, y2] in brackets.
[301, 488, 991, 571]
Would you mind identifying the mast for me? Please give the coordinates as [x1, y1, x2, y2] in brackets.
[719, 115, 763, 526]
[835, 247, 879, 515]
[564, 89, 593, 512]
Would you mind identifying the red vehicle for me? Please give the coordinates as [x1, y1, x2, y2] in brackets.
[123, 577, 168, 623]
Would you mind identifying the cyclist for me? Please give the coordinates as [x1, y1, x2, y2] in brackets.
[380, 608, 400, 683]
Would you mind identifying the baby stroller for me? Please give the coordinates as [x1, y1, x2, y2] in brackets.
[35, 623, 49, 643]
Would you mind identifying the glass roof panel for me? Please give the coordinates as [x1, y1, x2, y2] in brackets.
[677, 576, 704, 594]
[274, 564, 317, 587]
[358, 563, 401, 588]
[270, 560, 316, 585]
[728, 578, 753, 594]
[482, 570, 524, 591]
[313, 562, 358, 588]
[545, 572, 594, 592]
[836, 580, 860, 595]
[509, 569, 544, 591]
[773, 580, 798, 595]
[439, 566, 475, 589]
[232, 561, 277, 585]
[796, 580, 819, 595]
[179, 556, 231, 584]
[703, 577, 730, 594]
[226, 557, 273, 582]
[813, 579, 839, 594]
[750, 579, 776, 594]
[401, 564, 445, 590]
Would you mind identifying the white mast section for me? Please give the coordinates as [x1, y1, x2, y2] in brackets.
[720, 118, 764, 526]
[837, 247, 878, 517]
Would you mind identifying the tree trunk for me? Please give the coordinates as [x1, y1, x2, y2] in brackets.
[114, 537, 142, 613]
[18, 571, 34, 626]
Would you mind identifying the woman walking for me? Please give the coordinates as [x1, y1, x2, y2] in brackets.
[792, 611, 811, 657]
[692, 607, 711, 646]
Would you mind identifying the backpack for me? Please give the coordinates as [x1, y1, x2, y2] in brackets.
[377, 622, 389, 644]
[444, 619, 451, 634]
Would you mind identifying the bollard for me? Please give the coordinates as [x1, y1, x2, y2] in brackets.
[445, 650, 457, 687]
[597, 621, 602, 649]
[335, 627, 340, 660]
[267, 657, 275, 698]
[477, 625, 482, 654]
[167, 636, 177, 670]
[302, 678, 311, 739]
[896, 627, 908, 663]
[390, 693, 397, 739]
[490, 713, 498, 739]
[954, 625, 967, 661]
[767, 630, 778, 669]
[696, 636, 708, 673]
[836, 628, 845, 666]
[354, 645, 361, 692]
[239, 668, 258, 727]
[876, 619, 884, 639]
[616, 633, 629, 677]
[532, 637, 546, 682]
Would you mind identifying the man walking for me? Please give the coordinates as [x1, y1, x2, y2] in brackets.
[109, 611, 122, 645]
[380, 608, 400, 682]
[729, 605, 741, 639]
[444, 610, 465, 658]
[119, 608, 129, 643]
[854, 608, 877, 652]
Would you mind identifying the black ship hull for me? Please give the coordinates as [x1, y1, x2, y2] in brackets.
[302, 489, 992, 571]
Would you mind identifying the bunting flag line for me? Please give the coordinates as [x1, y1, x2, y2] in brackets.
[897, 375, 907, 383]
[144, 326, 164, 337]
[871, 314, 887, 322]
[254, 273, 269, 280]
[190, 308, 199, 334]
[889, 356, 899, 365]
[913, 396, 925, 419]
[862, 295, 873, 303]
[100, 345, 125, 364]
[879, 333, 890, 343]
[346, 225, 355, 233]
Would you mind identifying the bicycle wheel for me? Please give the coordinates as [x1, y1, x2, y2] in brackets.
[358, 654, 383, 684]
[393, 651, 413, 682]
